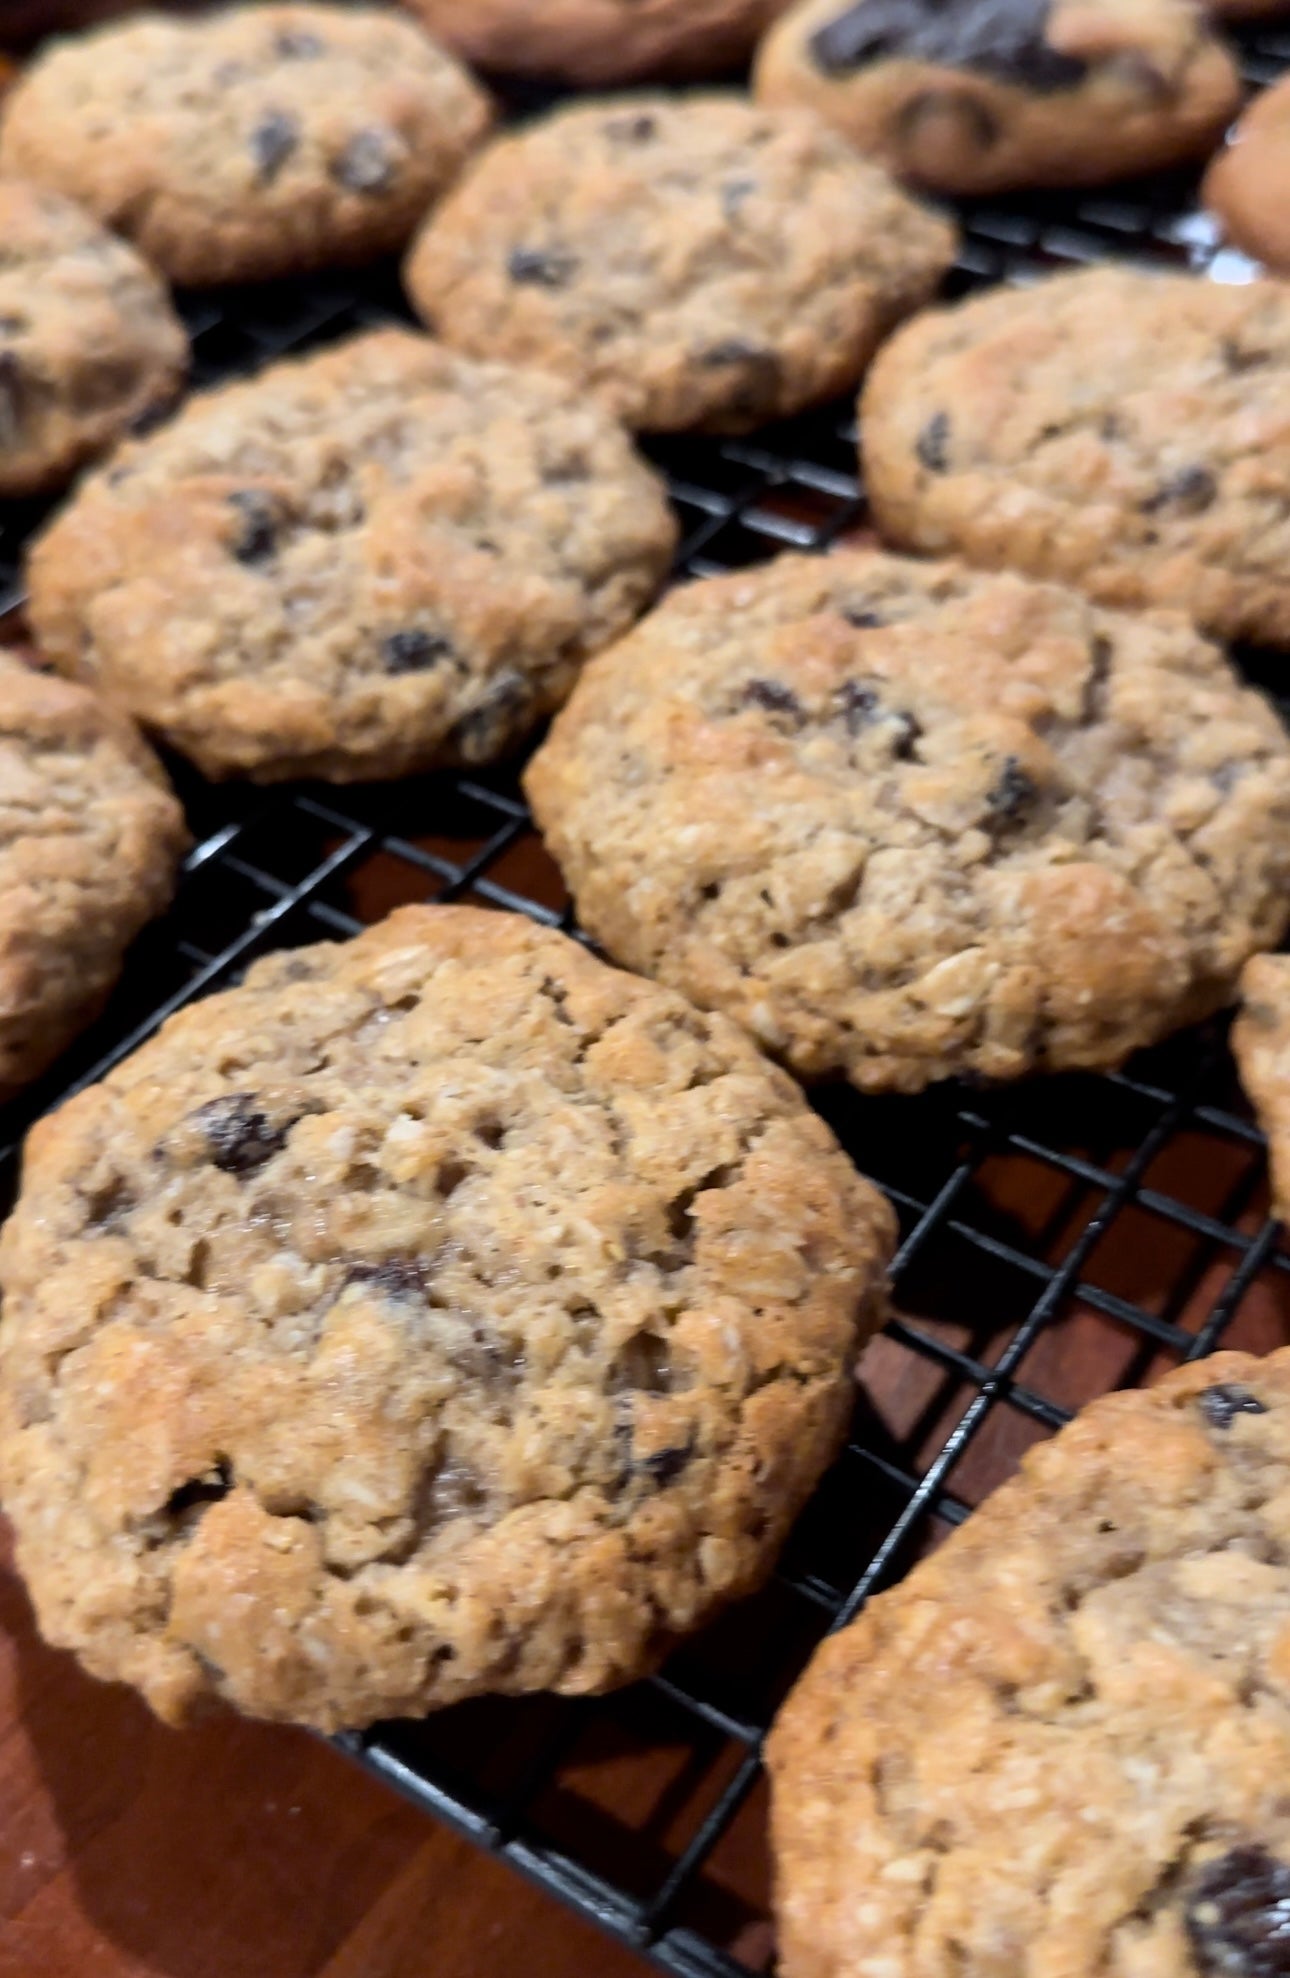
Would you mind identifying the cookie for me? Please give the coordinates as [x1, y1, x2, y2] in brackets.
[401, 0, 792, 84]
[1205, 77, 1290, 275]
[767, 1346, 1290, 1978]
[25, 327, 676, 784]
[404, 94, 957, 435]
[753, 0, 1241, 196]
[0, 180, 187, 497]
[526, 549, 1290, 1094]
[0, 4, 492, 287]
[0, 652, 187, 1101]
[1233, 953, 1290, 1223]
[863, 267, 1290, 648]
[0, 903, 895, 1732]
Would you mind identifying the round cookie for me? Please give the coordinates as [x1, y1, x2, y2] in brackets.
[1205, 77, 1290, 275]
[0, 652, 187, 1101]
[404, 94, 957, 435]
[525, 549, 1290, 1095]
[862, 267, 1290, 648]
[401, 0, 793, 84]
[0, 180, 187, 498]
[0, 4, 492, 287]
[767, 1346, 1290, 1978]
[25, 327, 677, 784]
[1233, 953, 1290, 1222]
[753, 0, 1242, 196]
[0, 903, 895, 1732]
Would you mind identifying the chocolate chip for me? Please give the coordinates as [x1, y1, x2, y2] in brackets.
[808, 0, 1087, 93]
[250, 109, 298, 184]
[987, 755, 1037, 824]
[700, 338, 780, 372]
[1186, 1847, 1290, 1976]
[841, 605, 885, 628]
[638, 1441, 692, 1485]
[1199, 1383, 1268, 1431]
[836, 680, 880, 731]
[164, 1458, 232, 1519]
[896, 88, 1001, 153]
[332, 127, 397, 193]
[381, 628, 455, 674]
[276, 27, 324, 56]
[227, 490, 279, 565]
[195, 1094, 289, 1175]
[743, 678, 802, 718]
[698, 340, 784, 417]
[0, 350, 26, 449]
[450, 672, 532, 764]
[916, 411, 951, 474]
[604, 111, 657, 141]
[508, 246, 578, 289]
[1140, 465, 1217, 516]
[345, 1257, 429, 1301]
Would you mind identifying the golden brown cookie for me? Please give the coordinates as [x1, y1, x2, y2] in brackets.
[1233, 952, 1290, 1220]
[0, 904, 895, 1732]
[1205, 76, 1290, 275]
[401, 0, 792, 84]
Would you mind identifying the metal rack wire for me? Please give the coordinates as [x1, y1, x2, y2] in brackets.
[3, 23, 1290, 1976]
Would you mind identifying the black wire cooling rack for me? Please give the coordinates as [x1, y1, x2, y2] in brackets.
[4, 23, 1290, 1977]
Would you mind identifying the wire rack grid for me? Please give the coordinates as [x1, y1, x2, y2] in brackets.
[3, 23, 1290, 1978]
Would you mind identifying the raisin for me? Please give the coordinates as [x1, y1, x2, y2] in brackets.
[841, 605, 885, 628]
[381, 628, 455, 674]
[836, 680, 881, 731]
[896, 89, 1001, 153]
[638, 1442, 692, 1485]
[604, 111, 657, 141]
[276, 28, 324, 56]
[449, 673, 532, 763]
[195, 1094, 289, 1175]
[808, 0, 1086, 93]
[916, 410, 951, 474]
[508, 246, 578, 289]
[1199, 1383, 1268, 1431]
[250, 109, 298, 184]
[1140, 465, 1218, 516]
[332, 127, 396, 193]
[164, 1458, 232, 1519]
[227, 490, 279, 565]
[345, 1257, 429, 1300]
[987, 756, 1038, 824]
[700, 338, 780, 372]
[743, 678, 802, 718]
[1186, 1846, 1290, 1976]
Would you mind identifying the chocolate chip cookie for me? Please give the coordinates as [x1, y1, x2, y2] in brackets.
[863, 267, 1290, 647]
[0, 181, 187, 497]
[1233, 953, 1290, 1222]
[1205, 76, 1290, 275]
[25, 327, 676, 783]
[526, 549, 1290, 1094]
[0, 4, 492, 287]
[0, 652, 187, 1101]
[754, 0, 1241, 196]
[404, 94, 957, 435]
[0, 903, 895, 1732]
[402, 0, 792, 84]
[768, 1345, 1290, 1978]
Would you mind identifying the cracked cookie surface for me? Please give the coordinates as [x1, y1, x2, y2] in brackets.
[767, 1347, 1290, 1978]
[0, 905, 894, 1731]
[405, 94, 956, 434]
[25, 327, 676, 783]
[863, 268, 1290, 647]
[402, 0, 793, 84]
[754, 0, 1240, 195]
[0, 181, 187, 497]
[0, 651, 187, 1099]
[526, 549, 1290, 1093]
[0, 3, 492, 286]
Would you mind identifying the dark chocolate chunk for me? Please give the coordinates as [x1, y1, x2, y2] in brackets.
[1199, 1382, 1268, 1431]
[164, 1457, 232, 1519]
[194, 1094, 289, 1175]
[841, 605, 885, 629]
[381, 628, 456, 674]
[1140, 465, 1218, 516]
[604, 111, 657, 142]
[836, 680, 881, 731]
[896, 88, 1001, 152]
[889, 710, 922, 758]
[1186, 1846, 1290, 1977]
[915, 410, 951, 474]
[332, 127, 397, 194]
[808, 0, 1087, 94]
[250, 108, 298, 184]
[638, 1441, 693, 1486]
[345, 1257, 430, 1301]
[275, 27, 324, 57]
[743, 678, 803, 718]
[227, 489, 279, 565]
[507, 245, 579, 289]
[987, 755, 1038, 824]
